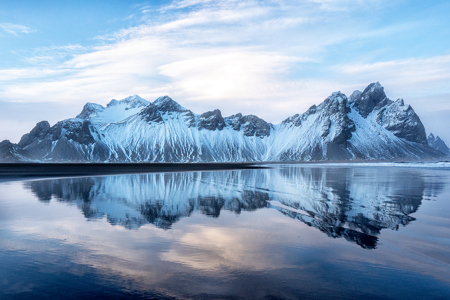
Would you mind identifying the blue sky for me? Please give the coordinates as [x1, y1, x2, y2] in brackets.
[1, 0, 450, 143]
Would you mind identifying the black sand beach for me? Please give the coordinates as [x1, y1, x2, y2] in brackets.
[0, 162, 266, 181]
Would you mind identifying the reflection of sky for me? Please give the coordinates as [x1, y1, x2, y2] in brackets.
[1, 166, 450, 298]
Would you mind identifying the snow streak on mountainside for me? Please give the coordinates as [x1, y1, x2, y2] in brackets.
[0, 82, 444, 162]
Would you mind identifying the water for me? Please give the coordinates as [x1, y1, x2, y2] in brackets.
[1, 164, 450, 299]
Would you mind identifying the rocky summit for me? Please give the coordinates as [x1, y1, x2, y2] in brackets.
[427, 133, 450, 156]
[0, 82, 445, 162]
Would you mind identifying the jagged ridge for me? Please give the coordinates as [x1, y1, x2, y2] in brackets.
[428, 133, 450, 156]
[0, 82, 445, 162]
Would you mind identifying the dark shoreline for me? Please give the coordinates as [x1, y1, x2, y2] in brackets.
[0, 162, 267, 181]
[1, 160, 448, 182]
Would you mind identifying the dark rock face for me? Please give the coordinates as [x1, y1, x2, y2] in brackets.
[224, 113, 243, 130]
[281, 104, 318, 128]
[153, 96, 186, 113]
[140, 104, 163, 124]
[16, 121, 55, 160]
[241, 115, 271, 137]
[376, 99, 428, 145]
[198, 109, 225, 131]
[349, 90, 362, 103]
[0, 140, 22, 162]
[428, 133, 450, 155]
[331, 98, 355, 146]
[107, 99, 119, 107]
[63, 121, 97, 145]
[224, 114, 271, 137]
[182, 110, 196, 128]
[281, 114, 302, 127]
[9, 119, 109, 162]
[140, 100, 196, 126]
[317, 93, 355, 147]
[18, 121, 51, 148]
[353, 82, 388, 118]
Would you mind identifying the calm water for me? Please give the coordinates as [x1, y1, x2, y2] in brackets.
[1, 164, 450, 299]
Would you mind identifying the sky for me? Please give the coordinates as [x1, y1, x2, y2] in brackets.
[0, 0, 450, 143]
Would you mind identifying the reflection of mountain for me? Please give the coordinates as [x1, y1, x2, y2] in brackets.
[25, 166, 439, 249]
[274, 207, 379, 249]
[25, 172, 270, 230]
[273, 167, 425, 232]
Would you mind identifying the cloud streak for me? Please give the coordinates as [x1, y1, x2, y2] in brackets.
[334, 55, 450, 101]
[0, 23, 34, 35]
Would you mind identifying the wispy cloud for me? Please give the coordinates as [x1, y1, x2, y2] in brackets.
[0, 23, 34, 35]
[162, 0, 214, 10]
[335, 55, 450, 96]
[306, 0, 392, 11]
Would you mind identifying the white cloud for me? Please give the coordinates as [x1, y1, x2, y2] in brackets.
[0, 23, 34, 35]
[0, 68, 66, 81]
[162, 0, 214, 10]
[158, 50, 305, 100]
[307, 0, 392, 11]
[335, 55, 450, 98]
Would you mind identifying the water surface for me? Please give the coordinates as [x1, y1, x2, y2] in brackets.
[1, 164, 450, 299]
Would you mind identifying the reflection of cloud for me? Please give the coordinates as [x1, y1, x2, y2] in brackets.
[160, 225, 275, 271]
[2, 183, 296, 296]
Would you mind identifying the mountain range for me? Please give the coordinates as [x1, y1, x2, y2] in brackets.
[0, 82, 447, 162]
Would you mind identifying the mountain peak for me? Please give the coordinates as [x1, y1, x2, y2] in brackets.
[153, 96, 186, 112]
[123, 95, 148, 104]
[352, 82, 388, 118]
[349, 90, 362, 103]
[77, 103, 105, 119]
[371, 81, 382, 89]
[394, 98, 405, 106]
[428, 133, 450, 155]
[328, 91, 347, 103]
[18, 121, 51, 148]
[106, 95, 149, 108]
[198, 109, 225, 131]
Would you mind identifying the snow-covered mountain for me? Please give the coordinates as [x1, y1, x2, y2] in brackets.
[427, 133, 450, 156]
[0, 82, 444, 162]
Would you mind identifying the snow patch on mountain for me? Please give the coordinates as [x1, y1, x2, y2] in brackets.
[76, 95, 149, 125]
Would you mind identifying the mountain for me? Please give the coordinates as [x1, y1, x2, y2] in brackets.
[0, 82, 444, 162]
[427, 133, 450, 156]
